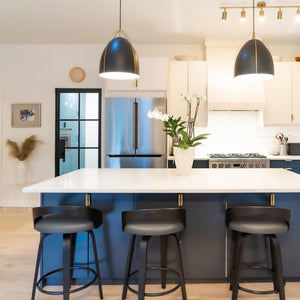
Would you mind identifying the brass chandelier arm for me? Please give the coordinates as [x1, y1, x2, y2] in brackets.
[220, 5, 300, 10]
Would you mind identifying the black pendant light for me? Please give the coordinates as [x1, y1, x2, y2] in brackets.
[99, 0, 139, 80]
[234, 0, 274, 80]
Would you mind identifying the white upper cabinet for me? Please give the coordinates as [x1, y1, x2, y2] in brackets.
[291, 63, 300, 124]
[168, 61, 207, 126]
[207, 47, 265, 110]
[106, 57, 168, 91]
[263, 62, 292, 125]
[263, 62, 300, 125]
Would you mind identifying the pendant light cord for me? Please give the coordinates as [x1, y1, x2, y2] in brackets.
[252, 0, 256, 39]
[119, 0, 122, 32]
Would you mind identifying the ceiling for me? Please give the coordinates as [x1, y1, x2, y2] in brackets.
[0, 0, 299, 44]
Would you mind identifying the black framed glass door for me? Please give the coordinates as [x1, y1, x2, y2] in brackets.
[55, 88, 101, 176]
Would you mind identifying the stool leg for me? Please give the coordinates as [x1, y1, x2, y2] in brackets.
[269, 234, 286, 300]
[31, 233, 47, 300]
[160, 235, 168, 289]
[69, 233, 77, 287]
[122, 235, 136, 300]
[63, 234, 72, 300]
[231, 232, 247, 300]
[138, 236, 150, 300]
[89, 230, 104, 299]
[173, 234, 187, 300]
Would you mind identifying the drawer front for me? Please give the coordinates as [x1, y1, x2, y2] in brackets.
[168, 160, 209, 169]
[270, 160, 300, 174]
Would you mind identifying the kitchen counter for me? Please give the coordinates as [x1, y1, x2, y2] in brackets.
[23, 168, 300, 194]
[169, 154, 300, 160]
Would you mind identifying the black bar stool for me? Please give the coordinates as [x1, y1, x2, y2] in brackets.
[31, 206, 104, 300]
[121, 208, 187, 300]
[226, 206, 290, 300]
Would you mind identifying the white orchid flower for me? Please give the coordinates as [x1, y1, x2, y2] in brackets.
[147, 109, 169, 122]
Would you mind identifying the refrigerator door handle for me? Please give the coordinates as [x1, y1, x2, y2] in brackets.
[133, 102, 138, 150]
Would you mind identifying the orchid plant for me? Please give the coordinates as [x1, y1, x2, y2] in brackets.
[147, 93, 209, 150]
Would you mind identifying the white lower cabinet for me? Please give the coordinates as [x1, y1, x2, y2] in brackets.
[168, 60, 207, 126]
[264, 62, 300, 125]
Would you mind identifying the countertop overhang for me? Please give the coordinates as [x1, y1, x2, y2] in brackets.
[23, 168, 300, 194]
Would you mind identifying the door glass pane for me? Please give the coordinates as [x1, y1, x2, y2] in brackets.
[80, 149, 98, 168]
[60, 121, 79, 147]
[80, 93, 99, 119]
[80, 121, 99, 147]
[60, 93, 79, 119]
[59, 149, 79, 175]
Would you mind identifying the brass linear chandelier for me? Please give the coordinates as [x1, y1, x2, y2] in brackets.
[220, 1, 300, 22]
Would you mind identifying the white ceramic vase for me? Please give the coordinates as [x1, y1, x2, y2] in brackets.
[174, 147, 195, 176]
[16, 160, 27, 185]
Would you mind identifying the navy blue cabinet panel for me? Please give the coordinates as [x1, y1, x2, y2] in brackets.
[182, 193, 226, 281]
[270, 160, 300, 174]
[274, 193, 300, 279]
[168, 159, 209, 169]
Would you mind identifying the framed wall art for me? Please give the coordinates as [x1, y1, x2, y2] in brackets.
[12, 103, 41, 128]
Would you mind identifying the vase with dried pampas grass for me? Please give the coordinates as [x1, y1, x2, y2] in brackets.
[6, 135, 41, 184]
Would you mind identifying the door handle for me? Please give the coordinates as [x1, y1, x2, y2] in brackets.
[133, 102, 138, 150]
[59, 139, 66, 162]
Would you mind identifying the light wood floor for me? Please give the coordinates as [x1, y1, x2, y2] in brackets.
[1, 208, 300, 300]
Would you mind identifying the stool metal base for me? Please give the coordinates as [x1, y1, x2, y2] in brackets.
[37, 266, 97, 295]
[127, 266, 181, 297]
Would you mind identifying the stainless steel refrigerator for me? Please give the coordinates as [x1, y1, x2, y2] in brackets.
[105, 97, 167, 168]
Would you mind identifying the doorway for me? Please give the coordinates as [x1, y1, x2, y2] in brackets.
[55, 88, 101, 176]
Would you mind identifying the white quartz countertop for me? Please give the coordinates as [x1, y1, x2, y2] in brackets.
[168, 155, 300, 160]
[23, 168, 300, 194]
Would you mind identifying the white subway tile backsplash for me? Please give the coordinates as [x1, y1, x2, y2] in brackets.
[194, 111, 300, 156]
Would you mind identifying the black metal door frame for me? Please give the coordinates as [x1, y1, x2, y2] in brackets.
[55, 88, 102, 176]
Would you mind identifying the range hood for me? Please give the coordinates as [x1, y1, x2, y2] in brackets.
[207, 45, 266, 111]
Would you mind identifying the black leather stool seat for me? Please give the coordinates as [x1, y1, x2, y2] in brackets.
[35, 215, 95, 234]
[229, 220, 289, 235]
[124, 220, 184, 236]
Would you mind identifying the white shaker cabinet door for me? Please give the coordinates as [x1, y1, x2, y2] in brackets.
[168, 61, 207, 126]
[292, 63, 300, 124]
[106, 57, 168, 91]
[189, 61, 207, 126]
[168, 61, 188, 120]
[264, 62, 292, 125]
[137, 57, 168, 91]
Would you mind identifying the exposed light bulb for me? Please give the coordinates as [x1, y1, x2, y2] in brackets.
[240, 9, 246, 22]
[222, 9, 227, 22]
[297, 8, 300, 21]
[277, 8, 283, 21]
[259, 8, 265, 21]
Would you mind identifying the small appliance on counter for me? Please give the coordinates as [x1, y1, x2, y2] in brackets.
[105, 97, 167, 168]
[288, 143, 300, 155]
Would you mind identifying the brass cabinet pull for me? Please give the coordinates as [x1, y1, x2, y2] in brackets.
[178, 194, 183, 207]
[285, 160, 292, 162]
[285, 168, 292, 170]
[85, 193, 91, 206]
[270, 194, 275, 207]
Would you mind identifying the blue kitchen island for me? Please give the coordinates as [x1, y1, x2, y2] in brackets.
[23, 168, 300, 285]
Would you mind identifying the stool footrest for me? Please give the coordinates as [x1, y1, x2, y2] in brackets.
[239, 286, 276, 295]
[127, 266, 181, 297]
[37, 266, 97, 295]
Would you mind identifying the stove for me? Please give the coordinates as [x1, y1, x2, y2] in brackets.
[208, 153, 269, 168]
